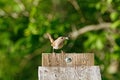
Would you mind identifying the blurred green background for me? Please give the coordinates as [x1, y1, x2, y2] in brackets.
[0, 0, 120, 80]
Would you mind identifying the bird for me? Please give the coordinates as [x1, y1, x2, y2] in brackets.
[47, 33, 68, 53]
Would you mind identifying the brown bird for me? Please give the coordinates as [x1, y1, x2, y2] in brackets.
[47, 33, 68, 53]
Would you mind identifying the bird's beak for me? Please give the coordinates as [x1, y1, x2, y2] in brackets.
[65, 37, 69, 40]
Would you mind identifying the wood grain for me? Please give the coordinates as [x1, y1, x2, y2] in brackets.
[42, 53, 94, 66]
[38, 66, 101, 80]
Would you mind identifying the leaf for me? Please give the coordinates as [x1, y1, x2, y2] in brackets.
[115, 37, 120, 47]
[110, 12, 119, 21]
[111, 20, 120, 29]
[107, 0, 112, 4]
[96, 39, 104, 50]
[96, 3, 101, 10]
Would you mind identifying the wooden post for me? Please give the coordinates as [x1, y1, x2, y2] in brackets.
[38, 53, 101, 80]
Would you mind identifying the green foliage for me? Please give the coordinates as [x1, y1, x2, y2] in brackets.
[110, 12, 119, 21]
[0, 0, 120, 80]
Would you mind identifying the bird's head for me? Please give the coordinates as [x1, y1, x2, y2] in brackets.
[58, 37, 69, 41]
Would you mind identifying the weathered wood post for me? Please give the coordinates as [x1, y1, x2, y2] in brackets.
[38, 53, 101, 80]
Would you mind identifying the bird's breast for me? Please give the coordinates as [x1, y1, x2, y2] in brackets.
[52, 42, 64, 49]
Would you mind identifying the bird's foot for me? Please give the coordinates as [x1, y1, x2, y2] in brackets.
[52, 51, 56, 56]
[61, 50, 65, 55]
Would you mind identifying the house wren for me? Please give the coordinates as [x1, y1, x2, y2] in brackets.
[47, 33, 68, 53]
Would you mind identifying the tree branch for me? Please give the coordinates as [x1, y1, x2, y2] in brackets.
[67, 0, 86, 22]
[70, 23, 111, 39]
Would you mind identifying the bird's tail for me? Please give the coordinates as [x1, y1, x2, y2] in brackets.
[47, 33, 54, 43]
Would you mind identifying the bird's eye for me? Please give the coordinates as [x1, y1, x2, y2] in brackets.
[61, 37, 63, 39]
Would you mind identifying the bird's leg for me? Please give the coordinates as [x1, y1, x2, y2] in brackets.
[52, 48, 55, 54]
[61, 50, 65, 55]
[52, 48, 54, 53]
[52, 48, 56, 57]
